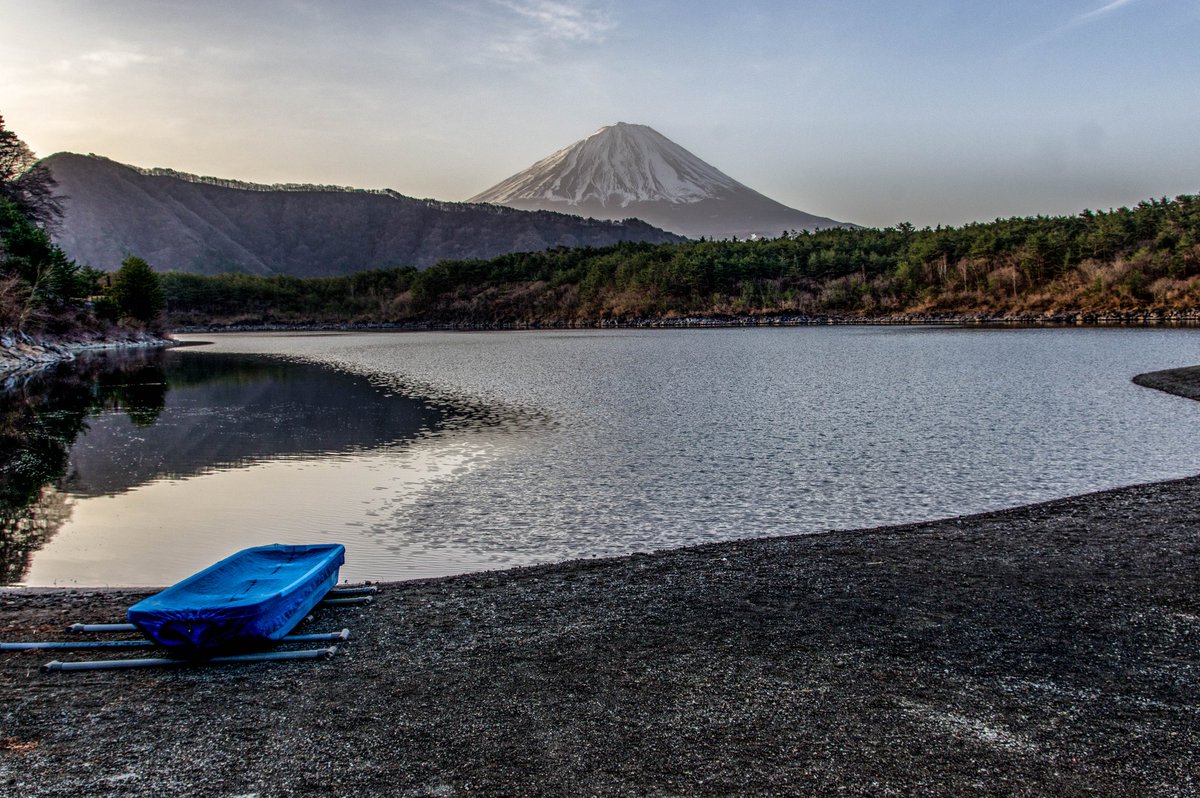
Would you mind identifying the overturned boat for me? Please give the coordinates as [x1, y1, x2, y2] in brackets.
[127, 543, 346, 656]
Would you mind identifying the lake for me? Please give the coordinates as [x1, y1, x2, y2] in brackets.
[4, 327, 1199, 586]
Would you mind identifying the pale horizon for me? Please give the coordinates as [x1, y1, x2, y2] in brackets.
[2, 0, 1198, 229]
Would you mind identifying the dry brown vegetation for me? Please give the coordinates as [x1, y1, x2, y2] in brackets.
[162, 195, 1200, 327]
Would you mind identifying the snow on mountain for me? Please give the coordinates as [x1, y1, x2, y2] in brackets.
[474, 123, 743, 206]
[469, 123, 853, 239]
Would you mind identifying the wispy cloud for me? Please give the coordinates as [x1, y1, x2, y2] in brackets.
[1073, 0, 1142, 24]
[1016, 0, 1147, 52]
[486, 0, 615, 62]
[494, 0, 613, 41]
[54, 47, 156, 77]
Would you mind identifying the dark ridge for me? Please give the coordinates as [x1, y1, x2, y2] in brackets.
[42, 152, 684, 277]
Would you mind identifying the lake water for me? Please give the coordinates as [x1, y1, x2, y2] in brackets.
[5, 327, 1200, 586]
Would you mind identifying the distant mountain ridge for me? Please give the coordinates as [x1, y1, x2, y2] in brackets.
[44, 153, 683, 277]
[470, 123, 853, 239]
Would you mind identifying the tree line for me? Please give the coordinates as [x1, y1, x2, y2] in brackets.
[1, 115, 164, 335]
[162, 194, 1200, 326]
[4, 107, 1198, 332]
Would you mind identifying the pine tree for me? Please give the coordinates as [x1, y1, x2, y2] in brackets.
[111, 256, 164, 326]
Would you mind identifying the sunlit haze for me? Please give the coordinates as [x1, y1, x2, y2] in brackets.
[2, 0, 1198, 228]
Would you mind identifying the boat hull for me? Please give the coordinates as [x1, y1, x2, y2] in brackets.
[127, 543, 345, 656]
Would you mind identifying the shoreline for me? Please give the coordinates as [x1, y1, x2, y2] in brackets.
[1, 367, 1198, 795]
[3, 469, 1199, 597]
[1132, 364, 1200, 401]
[3, 474, 1198, 795]
[168, 308, 1200, 333]
[0, 330, 174, 377]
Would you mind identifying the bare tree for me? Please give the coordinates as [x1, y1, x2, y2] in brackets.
[0, 114, 63, 230]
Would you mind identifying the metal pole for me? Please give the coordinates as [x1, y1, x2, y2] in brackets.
[3, 640, 155, 652]
[69, 591, 376, 633]
[42, 646, 338, 673]
[326, 586, 378, 597]
[283, 628, 351, 643]
[319, 596, 373, 607]
[5, 628, 350, 651]
[67, 623, 138, 634]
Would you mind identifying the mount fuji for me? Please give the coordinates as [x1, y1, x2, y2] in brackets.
[469, 123, 852, 239]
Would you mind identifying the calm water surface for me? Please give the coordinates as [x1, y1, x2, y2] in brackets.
[7, 327, 1200, 586]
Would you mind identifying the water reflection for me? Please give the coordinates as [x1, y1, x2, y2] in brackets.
[64, 351, 443, 497]
[0, 353, 169, 582]
[10, 328, 1200, 587]
[0, 348, 444, 582]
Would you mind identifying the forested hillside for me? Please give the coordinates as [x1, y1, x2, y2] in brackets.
[0, 117, 91, 333]
[45, 153, 684, 277]
[1, 116, 165, 338]
[163, 194, 1200, 327]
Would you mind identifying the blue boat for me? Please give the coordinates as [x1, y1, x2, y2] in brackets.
[127, 543, 346, 656]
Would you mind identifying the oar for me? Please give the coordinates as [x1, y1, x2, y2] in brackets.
[43, 646, 338, 672]
[5, 628, 350, 652]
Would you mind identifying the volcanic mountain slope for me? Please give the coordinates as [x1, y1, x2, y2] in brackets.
[469, 123, 852, 239]
[43, 153, 683, 277]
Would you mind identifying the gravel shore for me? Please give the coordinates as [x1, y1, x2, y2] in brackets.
[2, 372, 1198, 796]
[1134, 364, 1200, 401]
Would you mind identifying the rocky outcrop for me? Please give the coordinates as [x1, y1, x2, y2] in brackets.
[0, 330, 172, 378]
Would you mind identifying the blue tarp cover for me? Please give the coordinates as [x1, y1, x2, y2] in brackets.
[127, 543, 345, 656]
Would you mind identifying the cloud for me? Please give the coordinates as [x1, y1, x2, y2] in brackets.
[486, 0, 615, 62]
[1016, 0, 1147, 51]
[1073, 0, 1142, 24]
[494, 0, 613, 41]
[54, 48, 156, 77]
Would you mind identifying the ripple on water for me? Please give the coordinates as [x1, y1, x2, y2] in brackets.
[10, 327, 1200, 585]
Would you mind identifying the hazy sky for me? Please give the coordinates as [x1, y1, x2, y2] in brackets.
[2, 0, 1198, 228]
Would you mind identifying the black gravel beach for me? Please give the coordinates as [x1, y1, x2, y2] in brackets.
[2, 370, 1199, 797]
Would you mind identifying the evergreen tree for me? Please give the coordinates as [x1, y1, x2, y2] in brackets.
[0, 114, 85, 330]
[111, 256, 164, 326]
[0, 114, 62, 229]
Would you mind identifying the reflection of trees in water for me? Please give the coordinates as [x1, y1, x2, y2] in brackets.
[0, 487, 70, 585]
[95, 361, 167, 427]
[0, 352, 167, 582]
[2, 348, 448, 583]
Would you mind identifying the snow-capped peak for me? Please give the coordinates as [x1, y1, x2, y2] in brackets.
[470, 123, 747, 208]
[469, 123, 853, 239]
